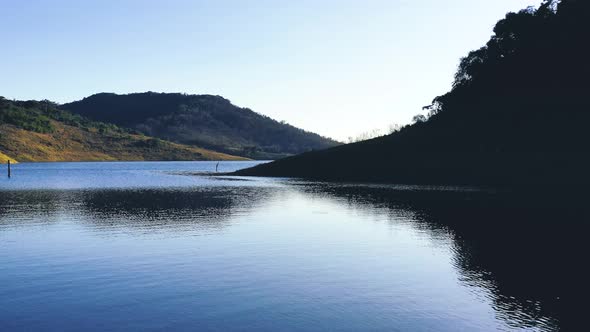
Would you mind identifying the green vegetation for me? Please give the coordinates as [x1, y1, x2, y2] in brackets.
[0, 97, 247, 162]
[62, 92, 340, 159]
[238, 0, 590, 185]
[0, 99, 54, 134]
[0, 97, 129, 136]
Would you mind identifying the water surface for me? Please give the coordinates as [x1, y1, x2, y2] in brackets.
[0, 162, 576, 331]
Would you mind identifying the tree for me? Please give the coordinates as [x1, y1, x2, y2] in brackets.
[412, 114, 427, 123]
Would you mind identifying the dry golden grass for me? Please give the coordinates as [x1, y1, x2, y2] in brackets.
[0, 121, 248, 162]
[0, 150, 17, 163]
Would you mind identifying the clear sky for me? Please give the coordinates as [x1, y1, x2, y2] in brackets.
[1, 0, 537, 141]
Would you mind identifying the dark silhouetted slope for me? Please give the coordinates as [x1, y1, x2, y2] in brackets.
[237, 0, 590, 185]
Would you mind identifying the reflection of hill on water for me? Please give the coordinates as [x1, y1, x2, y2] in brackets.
[80, 187, 278, 232]
[297, 183, 586, 331]
[0, 190, 66, 226]
[0, 187, 278, 232]
[2, 183, 584, 330]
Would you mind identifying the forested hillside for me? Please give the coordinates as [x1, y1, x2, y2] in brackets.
[0, 97, 246, 162]
[238, 0, 590, 185]
[62, 92, 339, 159]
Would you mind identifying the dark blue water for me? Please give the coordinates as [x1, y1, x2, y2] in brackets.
[0, 162, 568, 331]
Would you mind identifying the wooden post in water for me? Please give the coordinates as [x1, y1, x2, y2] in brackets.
[7, 160, 10, 178]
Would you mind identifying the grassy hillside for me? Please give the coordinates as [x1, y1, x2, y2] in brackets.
[62, 92, 340, 159]
[0, 98, 247, 162]
[238, 0, 590, 185]
[0, 151, 17, 163]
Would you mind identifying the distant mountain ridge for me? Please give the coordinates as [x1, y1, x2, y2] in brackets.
[62, 92, 339, 159]
[0, 98, 246, 162]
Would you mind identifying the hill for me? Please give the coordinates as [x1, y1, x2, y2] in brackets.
[237, 0, 590, 185]
[0, 151, 17, 164]
[0, 98, 246, 162]
[62, 92, 339, 159]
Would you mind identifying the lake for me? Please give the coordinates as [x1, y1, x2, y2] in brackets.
[0, 161, 577, 331]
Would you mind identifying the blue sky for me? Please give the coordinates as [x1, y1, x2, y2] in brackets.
[1, 0, 537, 140]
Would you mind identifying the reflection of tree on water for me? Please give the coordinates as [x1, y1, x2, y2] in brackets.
[298, 183, 585, 331]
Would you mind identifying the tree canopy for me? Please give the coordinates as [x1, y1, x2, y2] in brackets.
[239, 0, 590, 184]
